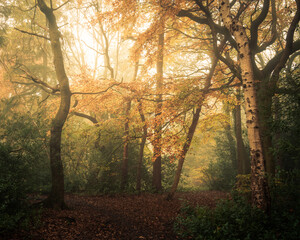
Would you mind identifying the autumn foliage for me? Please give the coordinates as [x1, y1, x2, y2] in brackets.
[0, 0, 299, 238]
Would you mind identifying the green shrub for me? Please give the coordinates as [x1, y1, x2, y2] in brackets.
[201, 159, 236, 191]
[0, 144, 29, 233]
[174, 172, 300, 240]
[161, 156, 187, 191]
[200, 128, 237, 191]
[0, 111, 51, 193]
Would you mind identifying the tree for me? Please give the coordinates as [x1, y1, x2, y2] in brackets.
[37, 0, 72, 209]
[121, 98, 132, 191]
[0, 1, 10, 47]
[152, 22, 164, 192]
[177, 0, 300, 211]
[234, 89, 250, 175]
[167, 55, 218, 199]
[136, 98, 148, 194]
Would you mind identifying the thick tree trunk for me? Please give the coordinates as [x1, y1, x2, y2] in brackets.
[234, 91, 250, 174]
[121, 99, 131, 191]
[273, 96, 283, 169]
[136, 99, 147, 194]
[37, 0, 71, 209]
[220, 0, 270, 211]
[152, 27, 164, 192]
[258, 84, 275, 175]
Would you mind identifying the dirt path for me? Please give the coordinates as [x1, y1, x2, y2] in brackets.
[6, 191, 227, 240]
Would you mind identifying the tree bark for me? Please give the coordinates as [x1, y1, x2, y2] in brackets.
[37, 0, 71, 210]
[220, 0, 270, 211]
[41, 22, 48, 101]
[121, 99, 131, 191]
[152, 25, 164, 192]
[257, 84, 275, 175]
[136, 99, 147, 194]
[224, 104, 237, 169]
[234, 90, 250, 174]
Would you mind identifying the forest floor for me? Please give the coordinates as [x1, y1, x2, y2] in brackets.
[5, 191, 227, 240]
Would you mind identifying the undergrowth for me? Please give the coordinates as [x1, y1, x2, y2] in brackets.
[174, 170, 300, 240]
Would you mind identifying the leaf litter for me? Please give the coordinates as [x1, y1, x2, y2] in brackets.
[5, 191, 227, 240]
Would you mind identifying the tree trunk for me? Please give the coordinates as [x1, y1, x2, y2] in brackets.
[167, 56, 217, 200]
[234, 90, 250, 174]
[121, 99, 131, 191]
[41, 23, 48, 101]
[37, 0, 71, 210]
[273, 96, 283, 169]
[220, 0, 270, 211]
[136, 99, 147, 194]
[152, 26, 164, 192]
[258, 83, 275, 175]
[224, 104, 237, 169]
[167, 107, 201, 200]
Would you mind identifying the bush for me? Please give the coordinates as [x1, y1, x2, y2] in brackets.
[0, 144, 29, 233]
[174, 171, 300, 240]
[201, 159, 236, 191]
[200, 128, 237, 191]
[0, 110, 51, 193]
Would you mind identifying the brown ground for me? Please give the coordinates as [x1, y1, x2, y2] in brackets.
[4, 191, 227, 240]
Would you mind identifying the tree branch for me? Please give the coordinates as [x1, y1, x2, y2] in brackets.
[18, 67, 59, 93]
[53, 0, 71, 11]
[267, 0, 300, 81]
[262, 39, 300, 76]
[71, 81, 122, 95]
[250, 0, 270, 51]
[72, 112, 99, 125]
[178, 8, 238, 49]
[256, 0, 277, 53]
[14, 28, 50, 40]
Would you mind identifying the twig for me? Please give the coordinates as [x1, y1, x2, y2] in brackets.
[53, 0, 71, 11]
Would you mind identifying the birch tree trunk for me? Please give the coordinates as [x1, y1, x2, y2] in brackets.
[37, 0, 71, 210]
[220, 0, 270, 211]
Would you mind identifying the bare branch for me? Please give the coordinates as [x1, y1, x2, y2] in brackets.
[263, 39, 300, 76]
[32, 20, 49, 32]
[71, 81, 122, 95]
[19, 67, 59, 93]
[178, 8, 238, 49]
[250, 0, 270, 51]
[14, 28, 50, 40]
[253, 0, 277, 54]
[269, 1, 300, 83]
[14, 4, 37, 12]
[72, 112, 99, 125]
[53, 0, 71, 11]
[172, 26, 211, 40]
[81, 40, 104, 55]
[177, 9, 209, 25]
